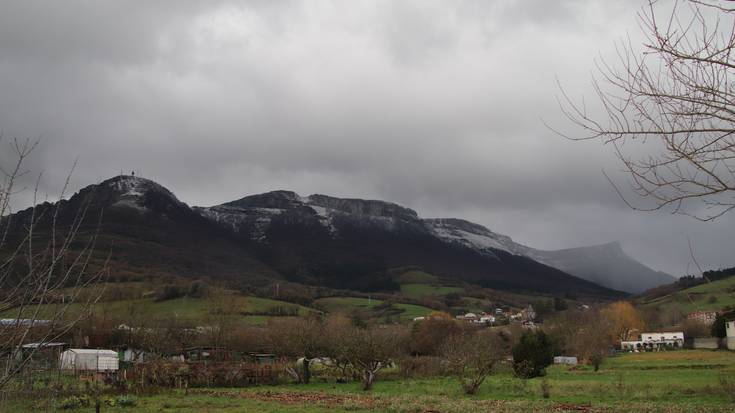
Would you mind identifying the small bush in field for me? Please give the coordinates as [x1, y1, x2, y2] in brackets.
[116, 395, 138, 407]
[59, 395, 90, 410]
[512, 330, 553, 379]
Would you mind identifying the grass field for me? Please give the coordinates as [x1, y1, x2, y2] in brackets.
[394, 269, 438, 284]
[313, 297, 435, 321]
[5, 350, 734, 412]
[399, 283, 463, 298]
[640, 276, 735, 313]
[1, 294, 317, 325]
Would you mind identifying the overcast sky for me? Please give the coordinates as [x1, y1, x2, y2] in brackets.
[1, 0, 733, 276]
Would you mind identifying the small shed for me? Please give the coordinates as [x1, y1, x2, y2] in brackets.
[554, 356, 578, 365]
[60, 349, 119, 372]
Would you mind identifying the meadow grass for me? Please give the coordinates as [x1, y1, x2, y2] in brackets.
[399, 283, 463, 298]
[1, 295, 317, 325]
[313, 297, 435, 321]
[5, 350, 733, 412]
[640, 276, 735, 313]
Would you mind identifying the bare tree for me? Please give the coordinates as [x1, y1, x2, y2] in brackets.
[561, 309, 614, 371]
[343, 324, 406, 391]
[266, 316, 325, 384]
[321, 314, 357, 383]
[441, 329, 507, 395]
[554, 0, 735, 220]
[0, 138, 107, 389]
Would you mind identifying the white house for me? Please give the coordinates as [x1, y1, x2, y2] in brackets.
[726, 320, 735, 351]
[60, 349, 119, 372]
[620, 332, 684, 351]
[456, 313, 479, 321]
[478, 315, 496, 324]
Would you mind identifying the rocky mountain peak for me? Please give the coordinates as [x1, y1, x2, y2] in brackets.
[90, 175, 185, 213]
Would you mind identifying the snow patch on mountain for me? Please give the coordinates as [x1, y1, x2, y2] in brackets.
[424, 218, 530, 259]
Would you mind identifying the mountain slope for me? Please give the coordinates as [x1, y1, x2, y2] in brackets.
[5, 175, 280, 285]
[196, 191, 622, 297]
[5, 175, 629, 298]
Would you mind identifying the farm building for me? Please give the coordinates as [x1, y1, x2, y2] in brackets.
[621, 331, 684, 351]
[15, 342, 68, 369]
[59, 349, 119, 372]
[727, 320, 735, 351]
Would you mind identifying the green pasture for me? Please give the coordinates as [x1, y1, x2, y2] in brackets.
[6, 350, 733, 413]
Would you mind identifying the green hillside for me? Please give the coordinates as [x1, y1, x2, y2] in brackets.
[400, 283, 463, 298]
[639, 276, 735, 314]
[313, 296, 435, 321]
[2, 294, 317, 326]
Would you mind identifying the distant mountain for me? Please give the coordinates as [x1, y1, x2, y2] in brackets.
[418, 218, 672, 293]
[5, 175, 630, 298]
[525, 242, 674, 294]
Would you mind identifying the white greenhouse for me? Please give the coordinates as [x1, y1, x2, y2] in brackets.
[59, 349, 119, 372]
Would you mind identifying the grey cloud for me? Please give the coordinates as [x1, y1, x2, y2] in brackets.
[0, 0, 731, 276]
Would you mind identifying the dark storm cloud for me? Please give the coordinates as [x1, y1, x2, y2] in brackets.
[0, 0, 730, 275]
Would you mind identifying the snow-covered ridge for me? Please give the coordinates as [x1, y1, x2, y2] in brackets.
[196, 191, 424, 240]
[424, 218, 530, 258]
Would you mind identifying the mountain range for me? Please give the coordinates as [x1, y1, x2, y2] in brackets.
[5, 175, 673, 297]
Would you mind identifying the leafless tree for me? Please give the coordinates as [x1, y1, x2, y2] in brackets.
[321, 314, 357, 382]
[343, 324, 407, 391]
[554, 0, 735, 220]
[441, 329, 507, 395]
[266, 315, 325, 384]
[0, 138, 107, 390]
[565, 310, 614, 371]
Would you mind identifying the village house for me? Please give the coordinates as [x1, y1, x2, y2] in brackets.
[521, 305, 536, 321]
[621, 331, 685, 351]
[687, 310, 718, 326]
[456, 312, 478, 322]
[478, 314, 496, 324]
[456, 312, 495, 325]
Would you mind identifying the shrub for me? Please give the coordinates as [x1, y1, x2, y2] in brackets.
[58, 395, 90, 410]
[512, 330, 553, 379]
[115, 395, 138, 407]
[155, 284, 184, 301]
[187, 280, 207, 298]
